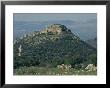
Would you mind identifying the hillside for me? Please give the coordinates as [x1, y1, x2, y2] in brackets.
[14, 24, 97, 69]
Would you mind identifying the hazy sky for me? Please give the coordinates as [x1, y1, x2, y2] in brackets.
[14, 13, 97, 22]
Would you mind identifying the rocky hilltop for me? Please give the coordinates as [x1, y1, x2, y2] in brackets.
[14, 24, 97, 69]
[41, 24, 71, 34]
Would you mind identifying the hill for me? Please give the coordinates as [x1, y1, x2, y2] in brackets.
[14, 24, 97, 69]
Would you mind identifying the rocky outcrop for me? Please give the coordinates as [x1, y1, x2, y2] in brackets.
[41, 24, 71, 34]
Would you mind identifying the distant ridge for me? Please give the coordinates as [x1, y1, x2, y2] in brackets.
[86, 38, 97, 48]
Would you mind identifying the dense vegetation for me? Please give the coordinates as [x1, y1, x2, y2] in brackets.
[14, 24, 97, 73]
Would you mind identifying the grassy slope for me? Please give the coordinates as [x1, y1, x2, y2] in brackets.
[14, 66, 97, 75]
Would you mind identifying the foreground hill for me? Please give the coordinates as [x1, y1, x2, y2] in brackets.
[14, 24, 97, 69]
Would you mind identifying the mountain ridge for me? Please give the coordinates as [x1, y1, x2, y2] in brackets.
[86, 38, 97, 48]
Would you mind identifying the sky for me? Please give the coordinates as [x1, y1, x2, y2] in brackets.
[14, 13, 97, 22]
[13, 13, 97, 40]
